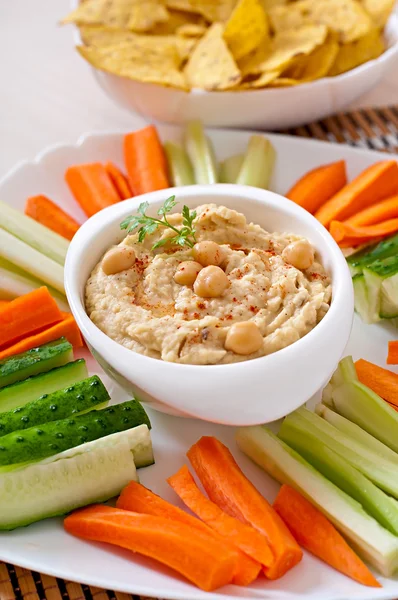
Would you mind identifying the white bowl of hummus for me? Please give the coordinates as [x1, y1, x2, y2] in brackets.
[65, 184, 353, 425]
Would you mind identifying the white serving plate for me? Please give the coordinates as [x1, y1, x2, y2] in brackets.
[0, 128, 397, 600]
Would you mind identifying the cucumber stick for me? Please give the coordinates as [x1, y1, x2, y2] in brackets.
[347, 233, 398, 276]
[0, 338, 73, 388]
[164, 142, 195, 186]
[219, 154, 244, 183]
[0, 424, 152, 530]
[0, 399, 151, 467]
[364, 256, 398, 322]
[352, 275, 372, 323]
[184, 121, 218, 184]
[0, 375, 108, 436]
[236, 136, 275, 189]
[0, 359, 88, 413]
[236, 426, 398, 576]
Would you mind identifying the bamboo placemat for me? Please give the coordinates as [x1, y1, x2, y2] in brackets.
[1, 104, 397, 600]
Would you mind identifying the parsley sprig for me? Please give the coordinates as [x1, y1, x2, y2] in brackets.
[120, 196, 197, 250]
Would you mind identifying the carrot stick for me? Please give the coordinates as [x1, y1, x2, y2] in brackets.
[117, 481, 260, 586]
[105, 162, 133, 200]
[25, 195, 80, 241]
[0, 314, 83, 360]
[0, 287, 62, 349]
[387, 341, 398, 365]
[345, 194, 398, 227]
[355, 359, 398, 406]
[273, 485, 381, 587]
[64, 505, 237, 591]
[65, 163, 121, 217]
[315, 161, 398, 227]
[0, 300, 10, 307]
[286, 161, 347, 214]
[187, 436, 303, 580]
[167, 465, 273, 568]
[330, 219, 398, 247]
[124, 126, 170, 196]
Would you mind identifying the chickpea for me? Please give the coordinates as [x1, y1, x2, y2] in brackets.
[174, 261, 203, 286]
[101, 247, 136, 275]
[194, 266, 229, 298]
[282, 240, 314, 271]
[225, 321, 263, 355]
[193, 241, 224, 267]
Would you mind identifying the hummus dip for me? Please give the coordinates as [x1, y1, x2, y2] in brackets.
[85, 204, 331, 365]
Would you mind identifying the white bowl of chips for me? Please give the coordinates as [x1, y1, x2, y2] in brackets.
[65, 0, 398, 130]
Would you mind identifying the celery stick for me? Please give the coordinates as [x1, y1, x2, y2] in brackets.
[316, 403, 398, 465]
[219, 154, 244, 183]
[236, 135, 276, 189]
[0, 201, 68, 266]
[0, 228, 64, 294]
[236, 426, 398, 576]
[184, 121, 218, 184]
[279, 417, 398, 535]
[164, 141, 195, 187]
[284, 408, 398, 498]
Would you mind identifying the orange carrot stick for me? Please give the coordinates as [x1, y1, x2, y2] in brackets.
[117, 481, 260, 586]
[64, 505, 237, 592]
[0, 287, 62, 349]
[168, 465, 273, 568]
[124, 126, 170, 196]
[273, 485, 381, 587]
[355, 359, 398, 406]
[286, 160, 347, 214]
[0, 300, 10, 308]
[65, 163, 121, 217]
[315, 161, 398, 227]
[25, 195, 81, 241]
[0, 315, 82, 360]
[387, 341, 398, 365]
[105, 162, 133, 200]
[187, 436, 303, 580]
[345, 194, 398, 227]
[330, 219, 398, 247]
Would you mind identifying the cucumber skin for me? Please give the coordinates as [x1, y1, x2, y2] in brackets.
[0, 375, 109, 436]
[0, 338, 73, 388]
[347, 233, 398, 271]
[0, 399, 151, 466]
[0, 359, 88, 414]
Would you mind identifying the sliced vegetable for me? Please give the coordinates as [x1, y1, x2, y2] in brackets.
[0, 314, 82, 361]
[124, 126, 169, 195]
[65, 505, 237, 591]
[187, 436, 302, 580]
[0, 287, 62, 349]
[352, 274, 372, 323]
[164, 141, 195, 186]
[330, 219, 398, 248]
[362, 256, 398, 322]
[355, 359, 398, 407]
[65, 162, 120, 217]
[219, 154, 244, 184]
[104, 162, 132, 200]
[0, 359, 88, 413]
[0, 301, 9, 307]
[0, 427, 146, 530]
[388, 341, 398, 365]
[347, 232, 398, 276]
[167, 464, 273, 567]
[236, 136, 275, 189]
[0, 398, 151, 468]
[274, 485, 381, 587]
[279, 414, 398, 535]
[184, 121, 218, 184]
[314, 161, 398, 227]
[286, 160, 347, 214]
[25, 195, 80, 241]
[345, 194, 398, 227]
[236, 426, 398, 577]
[0, 338, 73, 389]
[0, 200, 69, 265]
[0, 228, 65, 293]
[117, 481, 261, 586]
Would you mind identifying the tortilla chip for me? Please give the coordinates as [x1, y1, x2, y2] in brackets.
[361, 0, 395, 28]
[223, 0, 269, 60]
[261, 0, 287, 9]
[268, 77, 298, 86]
[328, 28, 385, 76]
[184, 23, 241, 90]
[283, 34, 339, 81]
[77, 41, 188, 89]
[238, 69, 281, 88]
[177, 23, 207, 37]
[127, 3, 169, 32]
[62, 0, 106, 25]
[63, 0, 169, 31]
[165, 0, 236, 22]
[150, 8, 206, 34]
[238, 40, 272, 75]
[269, 0, 372, 43]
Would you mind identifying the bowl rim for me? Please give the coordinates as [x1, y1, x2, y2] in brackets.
[65, 183, 353, 372]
